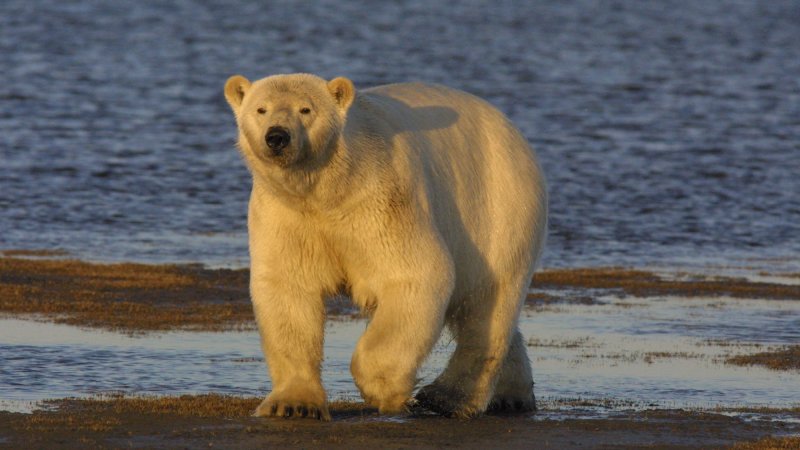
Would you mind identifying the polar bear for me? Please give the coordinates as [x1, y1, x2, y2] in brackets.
[224, 73, 547, 420]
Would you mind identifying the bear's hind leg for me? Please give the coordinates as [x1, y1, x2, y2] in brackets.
[487, 329, 536, 413]
[416, 277, 528, 418]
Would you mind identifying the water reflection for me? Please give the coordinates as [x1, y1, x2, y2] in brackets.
[2, 292, 798, 414]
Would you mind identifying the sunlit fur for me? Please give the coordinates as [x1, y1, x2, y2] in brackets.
[224, 73, 547, 419]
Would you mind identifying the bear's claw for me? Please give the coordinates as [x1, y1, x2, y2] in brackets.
[486, 396, 536, 415]
[415, 384, 480, 418]
[254, 398, 331, 421]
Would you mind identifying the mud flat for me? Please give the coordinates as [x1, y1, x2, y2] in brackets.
[1, 395, 798, 449]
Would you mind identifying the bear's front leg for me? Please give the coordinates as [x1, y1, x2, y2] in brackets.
[251, 278, 330, 421]
[350, 260, 454, 414]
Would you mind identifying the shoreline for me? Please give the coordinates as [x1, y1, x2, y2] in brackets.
[2, 254, 798, 373]
[1, 395, 798, 449]
[1, 255, 798, 331]
[2, 253, 800, 448]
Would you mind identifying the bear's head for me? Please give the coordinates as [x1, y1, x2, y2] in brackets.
[224, 73, 355, 175]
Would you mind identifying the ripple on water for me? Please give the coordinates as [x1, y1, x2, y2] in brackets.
[1, 1, 799, 269]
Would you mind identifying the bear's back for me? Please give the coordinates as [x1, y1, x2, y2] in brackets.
[360, 81, 539, 178]
[358, 82, 547, 286]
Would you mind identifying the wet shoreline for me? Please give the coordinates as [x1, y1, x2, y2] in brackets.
[2, 254, 799, 448]
[1, 395, 798, 449]
[2, 255, 798, 332]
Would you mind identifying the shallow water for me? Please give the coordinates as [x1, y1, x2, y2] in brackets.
[2, 292, 798, 414]
[527, 294, 800, 409]
[1, 0, 799, 269]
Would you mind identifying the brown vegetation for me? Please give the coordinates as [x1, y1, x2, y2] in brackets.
[526, 336, 596, 349]
[37, 394, 375, 419]
[0, 257, 252, 332]
[732, 436, 800, 450]
[726, 346, 800, 371]
[532, 267, 800, 301]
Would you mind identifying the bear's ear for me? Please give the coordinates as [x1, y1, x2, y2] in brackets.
[327, 77, 355, 110]
[224, 75, 251, 112]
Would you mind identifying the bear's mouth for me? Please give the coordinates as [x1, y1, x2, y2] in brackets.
[265, 146, 307, 168]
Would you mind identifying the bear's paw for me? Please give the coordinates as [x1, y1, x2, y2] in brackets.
[254, 390, 331, 421]
[414, 383, 483, 419]
[486, 394, 536, 415]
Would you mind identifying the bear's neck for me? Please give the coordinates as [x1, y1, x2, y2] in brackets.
[252, 139, 364, 214]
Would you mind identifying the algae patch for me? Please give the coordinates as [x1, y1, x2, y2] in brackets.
[0, 257, 251, 332]
[727, 346, 800, 371]
[533, 267, 800, 301]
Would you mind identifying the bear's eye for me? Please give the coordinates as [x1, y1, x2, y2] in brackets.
[257, 107, 266, 114]
[299, 107, 311, 115]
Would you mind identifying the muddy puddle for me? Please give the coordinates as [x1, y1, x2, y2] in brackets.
[2, 291, 798, 417]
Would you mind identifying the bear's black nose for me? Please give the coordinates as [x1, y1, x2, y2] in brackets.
[266, 127, 291, 154]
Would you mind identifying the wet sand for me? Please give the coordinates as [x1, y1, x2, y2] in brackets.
[1, 395, 798, 449]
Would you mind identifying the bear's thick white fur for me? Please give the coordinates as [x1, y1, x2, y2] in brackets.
[224, 73, 547, 420]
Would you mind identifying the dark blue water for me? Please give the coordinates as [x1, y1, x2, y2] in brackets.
[1, 0, 799, 268]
